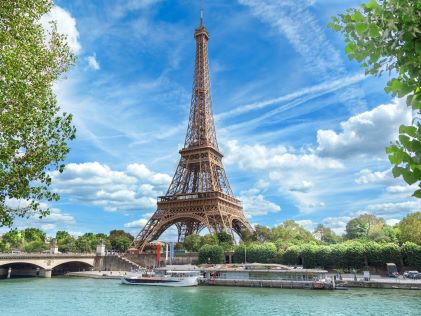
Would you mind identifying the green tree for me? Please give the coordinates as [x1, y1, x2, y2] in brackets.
[201, 234, 219, 246]
[0, 240, 7, 252]
[2, 230, 23, 249]
[272, 220, 316, 245]
[76, 233, 98, 252]
[198, 244, 224, 264]
[109, 230, 133, 252]
[56, 231, 71, 243]
[23, 228, 46, 243]
[401, 242, 421, 267]
[254, 225, 272, 242]
[329, 0, 421, 197]
[109, 230, 133, 240]
[281, 245, 301, 265]
[345, 214, 385, 240]
[59, 238, 77, 253]
[398, 212, 421, 245]
[247, 243, 277, 263]
[217, 232, 234, 251]
[314, 224, 341, 244]
[183, 234, 202, 252]
[111, 236, 132, 252]
[0, 0, 76, 227]
[24, 240, 47, 253]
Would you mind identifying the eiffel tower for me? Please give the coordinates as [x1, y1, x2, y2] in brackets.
[133, 15, 253, 252]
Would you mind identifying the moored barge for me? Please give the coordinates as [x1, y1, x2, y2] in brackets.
[201, 264, 334, 289]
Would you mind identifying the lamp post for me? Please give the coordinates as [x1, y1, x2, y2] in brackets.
[244, 245, 247, 264]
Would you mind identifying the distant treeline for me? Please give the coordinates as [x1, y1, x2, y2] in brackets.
[195, 212, 421, 269]
[0, 229, 134, 253]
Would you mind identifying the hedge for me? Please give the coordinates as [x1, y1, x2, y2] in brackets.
[233, 243, 277, 263]
[198, 245, 224, 264]
[232, 241, 421, 269]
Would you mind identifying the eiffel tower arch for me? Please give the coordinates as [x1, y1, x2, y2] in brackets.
[133, 16, 253, 252]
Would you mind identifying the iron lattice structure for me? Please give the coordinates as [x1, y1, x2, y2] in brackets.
[133, 17, 253, 252]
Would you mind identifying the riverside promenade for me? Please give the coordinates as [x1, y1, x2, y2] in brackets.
[67, 270, 128, 279]
[334, 273, 421, 290]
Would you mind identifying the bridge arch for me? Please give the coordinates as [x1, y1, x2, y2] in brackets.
[50, 259, 94, 269]
[0, 262, 46, 278]
[0, 260, 48, 270]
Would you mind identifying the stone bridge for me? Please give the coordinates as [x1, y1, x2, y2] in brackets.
[0, 253, 96, 278]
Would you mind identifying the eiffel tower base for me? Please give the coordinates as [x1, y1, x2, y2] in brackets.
[133, 192, 252, 253]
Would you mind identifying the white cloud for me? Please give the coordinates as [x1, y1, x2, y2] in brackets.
[127, 163, 172, 186]
[41, 6, 81, 54]
[124, 218, 148, 228]
[111, 0, 162, 19]
[238, 0, 367, 112]
[5, 199, 75, 226]
[295, 219, 314, 230]
[224, 140, 343, 171]
[87, 54, 100, 70]
[42, 208, 76, 225]
[355, 169, 390, 184]
[386, 185, 418, 194]
[361, 201, 421, 215]
[287, 180, 314, 193]
[50, 162, 170, 212]
[217, 73, 365, 121]
[385, 218, 400, 226]
[41, 224, 56, 231]
[240, 188, 281, 217]
[322, 216, 352, 235]
[317, 99, 411, 158]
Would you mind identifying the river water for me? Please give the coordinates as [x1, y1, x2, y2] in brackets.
[0, 277, 420, 315]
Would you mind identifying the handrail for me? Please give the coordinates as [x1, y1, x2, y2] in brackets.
[158, 191, 242, 205]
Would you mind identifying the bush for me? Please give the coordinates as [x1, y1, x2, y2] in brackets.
[366, 242, 401, 267]
[183, 234, 202, 252]
[300, 245, 332, 268]
[198, 245, 224, 264]
[401, 242, 421, 268]
[281, 245, 301, 265]
[24, 240, 48, 253]
[233, 245, 246, 263]
[342, 241, 365, 269]
[247, 243, 277, 263]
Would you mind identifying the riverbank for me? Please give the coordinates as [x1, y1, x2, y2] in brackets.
[336, 278, 421, 290]
[64, 269, 421, 290]
[66, 270, 128, 279]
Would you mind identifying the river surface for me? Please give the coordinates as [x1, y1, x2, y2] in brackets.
[1, 277, 420, 315]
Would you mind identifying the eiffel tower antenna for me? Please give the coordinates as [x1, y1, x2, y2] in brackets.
[133, 14, 253, 252]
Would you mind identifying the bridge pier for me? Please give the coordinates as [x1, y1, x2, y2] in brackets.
[40, 269, 52, 278]
[44, 269, 52, 278]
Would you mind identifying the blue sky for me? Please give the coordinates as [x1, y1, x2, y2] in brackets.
[5, 0, 420, 238]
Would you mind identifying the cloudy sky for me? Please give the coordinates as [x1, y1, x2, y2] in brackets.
[5, 0, 420, 238]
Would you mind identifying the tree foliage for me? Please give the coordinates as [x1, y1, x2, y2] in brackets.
[0, 0, 76, 226]
[253, 221, 316, 247]
[23, 227, 46, 243]
[1, 230, 23, 249]
[198, 244, 224, 264]
[314, 224, 342, 244]
[329, 0, 421, 197]
[24, 240, 48, 253]
[183, 234, 202, 252]
[345, 214, 386, 240]
[398, 212, 421, 245]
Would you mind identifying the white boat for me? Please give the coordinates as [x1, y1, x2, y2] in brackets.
[121, 270, 200, 287]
